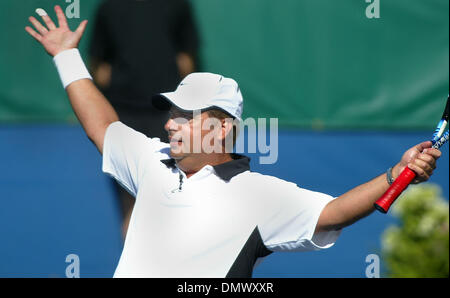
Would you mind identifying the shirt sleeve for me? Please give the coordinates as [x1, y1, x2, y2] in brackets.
[102, 121, 164, 197]
[258, 177, 341, 252]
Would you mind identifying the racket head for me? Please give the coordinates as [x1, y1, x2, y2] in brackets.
[443, 95, 449, 121]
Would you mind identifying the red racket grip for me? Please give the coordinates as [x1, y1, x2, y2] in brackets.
[374, 167, 417, 213]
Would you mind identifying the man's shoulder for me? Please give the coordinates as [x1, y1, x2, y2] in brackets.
[233, 170, 297, 188]
[107, 121, 170, 156]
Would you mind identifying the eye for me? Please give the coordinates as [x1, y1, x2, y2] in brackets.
[169, 109, 198, 121]
[172, 117, 190, 125]
[181, 112, 194, 120]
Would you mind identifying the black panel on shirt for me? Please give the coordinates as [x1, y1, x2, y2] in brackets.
[226, 227, 273, 278]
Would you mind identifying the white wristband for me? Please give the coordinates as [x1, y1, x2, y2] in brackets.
[53, 48, 92, 89]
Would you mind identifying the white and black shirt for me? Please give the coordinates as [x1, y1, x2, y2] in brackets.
[103, 122, 341, 277]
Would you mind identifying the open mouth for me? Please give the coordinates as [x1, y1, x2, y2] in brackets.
[169, 138, 183, 146]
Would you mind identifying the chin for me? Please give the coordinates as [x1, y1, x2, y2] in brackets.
[169, 148, 185, 159]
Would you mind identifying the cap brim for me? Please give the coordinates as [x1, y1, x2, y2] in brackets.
[152, 92, 239, 121]
[152, 91, 212, 112]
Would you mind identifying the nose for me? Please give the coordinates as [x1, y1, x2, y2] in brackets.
[164, 118, 181, 133]
[164, 118, 173, 132]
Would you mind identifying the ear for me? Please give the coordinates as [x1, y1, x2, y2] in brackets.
[219, 118, 233, 141]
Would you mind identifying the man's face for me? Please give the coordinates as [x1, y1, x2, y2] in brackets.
[164, 107, 222, 160]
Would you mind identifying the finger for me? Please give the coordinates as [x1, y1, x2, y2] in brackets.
[36, 8, 57, 30]
[54, 5, 68, 28]
[28, 16, 48, 35]
[412, 161, 434, 178]
[415, 141, 433, 153]
[423, 148, 442, 160]
[75, 20, 88, 37]
[25, 26, 43, 42]
[416, 153, 437, 170]
[42, 15, 57, 30]
[408, 163, 430, 183]
[414, 157, 434, 173]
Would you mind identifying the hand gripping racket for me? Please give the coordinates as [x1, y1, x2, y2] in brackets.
[374, 96, 449, 213]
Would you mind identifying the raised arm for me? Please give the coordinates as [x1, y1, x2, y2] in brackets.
[25, 5, 119, 154]
[315, 141, 442, 232]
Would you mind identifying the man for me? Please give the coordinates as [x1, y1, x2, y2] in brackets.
[25, 7, 442, 277]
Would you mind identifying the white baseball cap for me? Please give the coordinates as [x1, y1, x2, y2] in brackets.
[153, 73, 244, 121]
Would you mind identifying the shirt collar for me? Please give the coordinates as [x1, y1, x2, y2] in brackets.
[160, 154, 250, 182]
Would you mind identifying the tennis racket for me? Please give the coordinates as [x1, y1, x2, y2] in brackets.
[374, 95, 449, 213]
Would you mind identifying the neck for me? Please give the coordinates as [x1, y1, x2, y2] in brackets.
[176, 153, 233, 178]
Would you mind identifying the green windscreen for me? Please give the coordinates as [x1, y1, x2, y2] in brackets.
[0, 0, 448, 129]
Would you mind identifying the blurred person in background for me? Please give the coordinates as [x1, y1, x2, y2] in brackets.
[89, 0, 199, 237]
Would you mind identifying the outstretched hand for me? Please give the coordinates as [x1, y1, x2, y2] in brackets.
[394, 141, 441, 184]
[25, 5, 88, 57]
